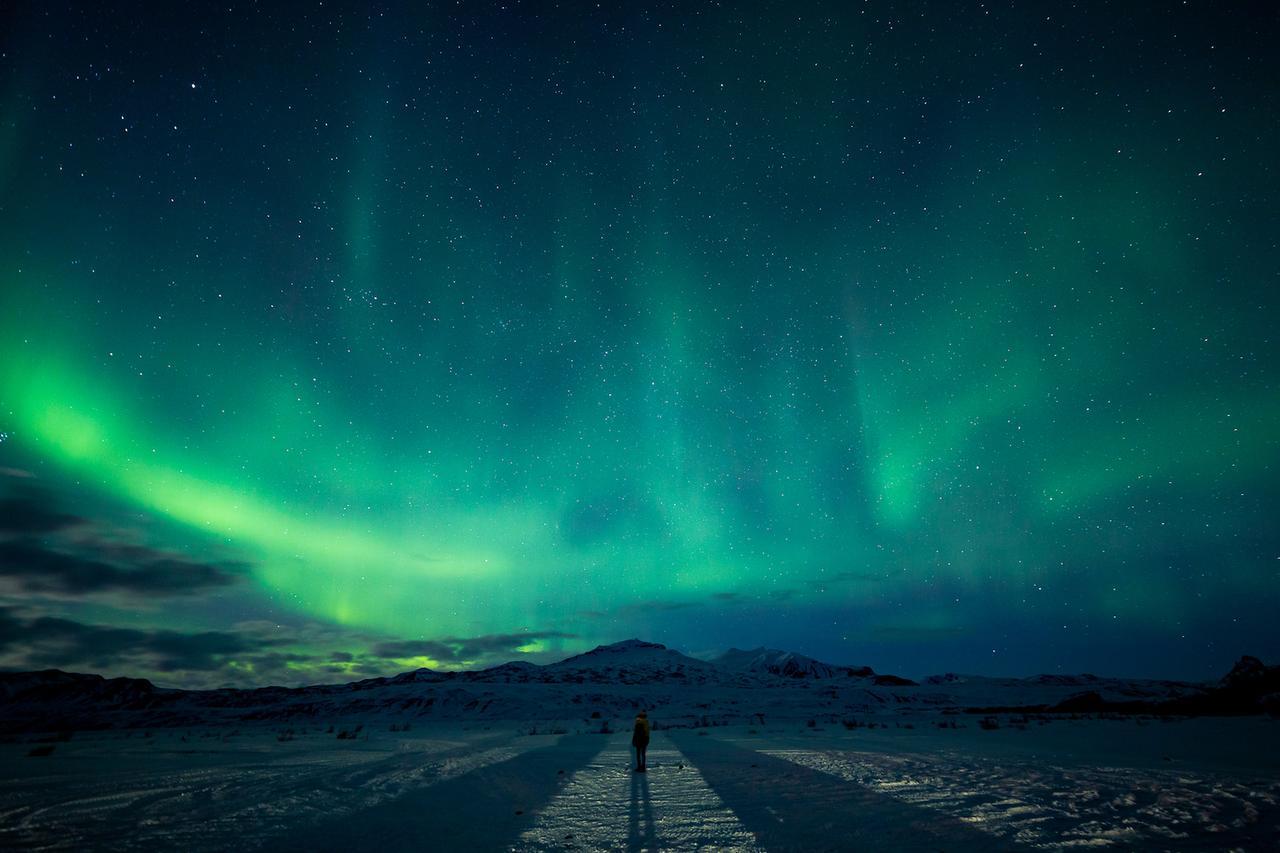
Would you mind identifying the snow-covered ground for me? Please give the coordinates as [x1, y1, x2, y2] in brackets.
[518, 742, 758, 851]
[2, 716, 1277, 851]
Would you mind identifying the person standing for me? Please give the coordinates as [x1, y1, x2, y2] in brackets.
[632, 710, 650, 772]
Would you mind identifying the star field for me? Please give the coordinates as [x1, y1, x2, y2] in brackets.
[0, 2, 1276, 686]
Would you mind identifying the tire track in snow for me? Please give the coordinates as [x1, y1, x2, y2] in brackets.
[268, 732, 607, 852]
[517, 733, 761, 851]
[671, 732, 1021, 852]
[0, 734, 525, 852]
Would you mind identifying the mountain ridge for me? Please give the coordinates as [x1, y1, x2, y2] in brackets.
[711, 646, 878, 680]
[1, 643, 1272, 734]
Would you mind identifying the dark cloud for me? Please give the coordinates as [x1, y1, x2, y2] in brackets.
[370, 638, 456, 661]
[0, 485, 246, 597]
[231, 650, 315, 677]
[371, 631, 576, 663]
[0, 603, 577, 688]
[0, 492, 83, 534]
[0, 538, 244, 596]
[0, 607, 267, 671]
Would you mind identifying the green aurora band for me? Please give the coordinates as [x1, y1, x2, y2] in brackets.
[0, 2, 1277, 681]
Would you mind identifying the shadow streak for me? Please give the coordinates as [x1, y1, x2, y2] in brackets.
[264, 734, 607, 852]
[627, 768, 658, 851]
[670, 733, 1028, 852]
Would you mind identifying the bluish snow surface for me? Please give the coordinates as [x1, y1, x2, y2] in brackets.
[1, 718, 1278, 851]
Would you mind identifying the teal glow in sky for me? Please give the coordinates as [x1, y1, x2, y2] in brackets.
[0, 2, 1277, 686]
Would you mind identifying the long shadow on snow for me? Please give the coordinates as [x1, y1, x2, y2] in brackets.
[670, 732, 1028, 853]
[627, 766, 658, 851]
[265, 734, 607, 852]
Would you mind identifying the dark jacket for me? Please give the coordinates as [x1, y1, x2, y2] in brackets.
[631, 715, 650, 746]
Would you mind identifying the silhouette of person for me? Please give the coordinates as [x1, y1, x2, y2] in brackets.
[632, 709, 650, 772]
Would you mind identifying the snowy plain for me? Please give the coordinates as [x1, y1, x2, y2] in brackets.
[2, 715, 1278, 851]
[3, 642, 1279, 850]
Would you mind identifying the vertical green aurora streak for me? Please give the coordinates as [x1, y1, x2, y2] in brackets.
[0, 2, 1276, 682]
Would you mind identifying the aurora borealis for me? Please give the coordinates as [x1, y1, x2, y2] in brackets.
[1, 2, 1276, 687]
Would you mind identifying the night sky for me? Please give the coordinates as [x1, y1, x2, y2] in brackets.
[1, 2, 1277, 688]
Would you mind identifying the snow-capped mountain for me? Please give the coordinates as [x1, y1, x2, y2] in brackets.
[0, 642, 1266, 734]
[383, 641, 734, 686]
[543, 639, 724, 684]
[711, 647, 875, 680]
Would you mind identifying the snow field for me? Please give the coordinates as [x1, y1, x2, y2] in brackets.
[517, 735, 760, 851]
[762, 747, 1280, 849]
[2, 720, 1278, 851]
[0, 730, 527, 851]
